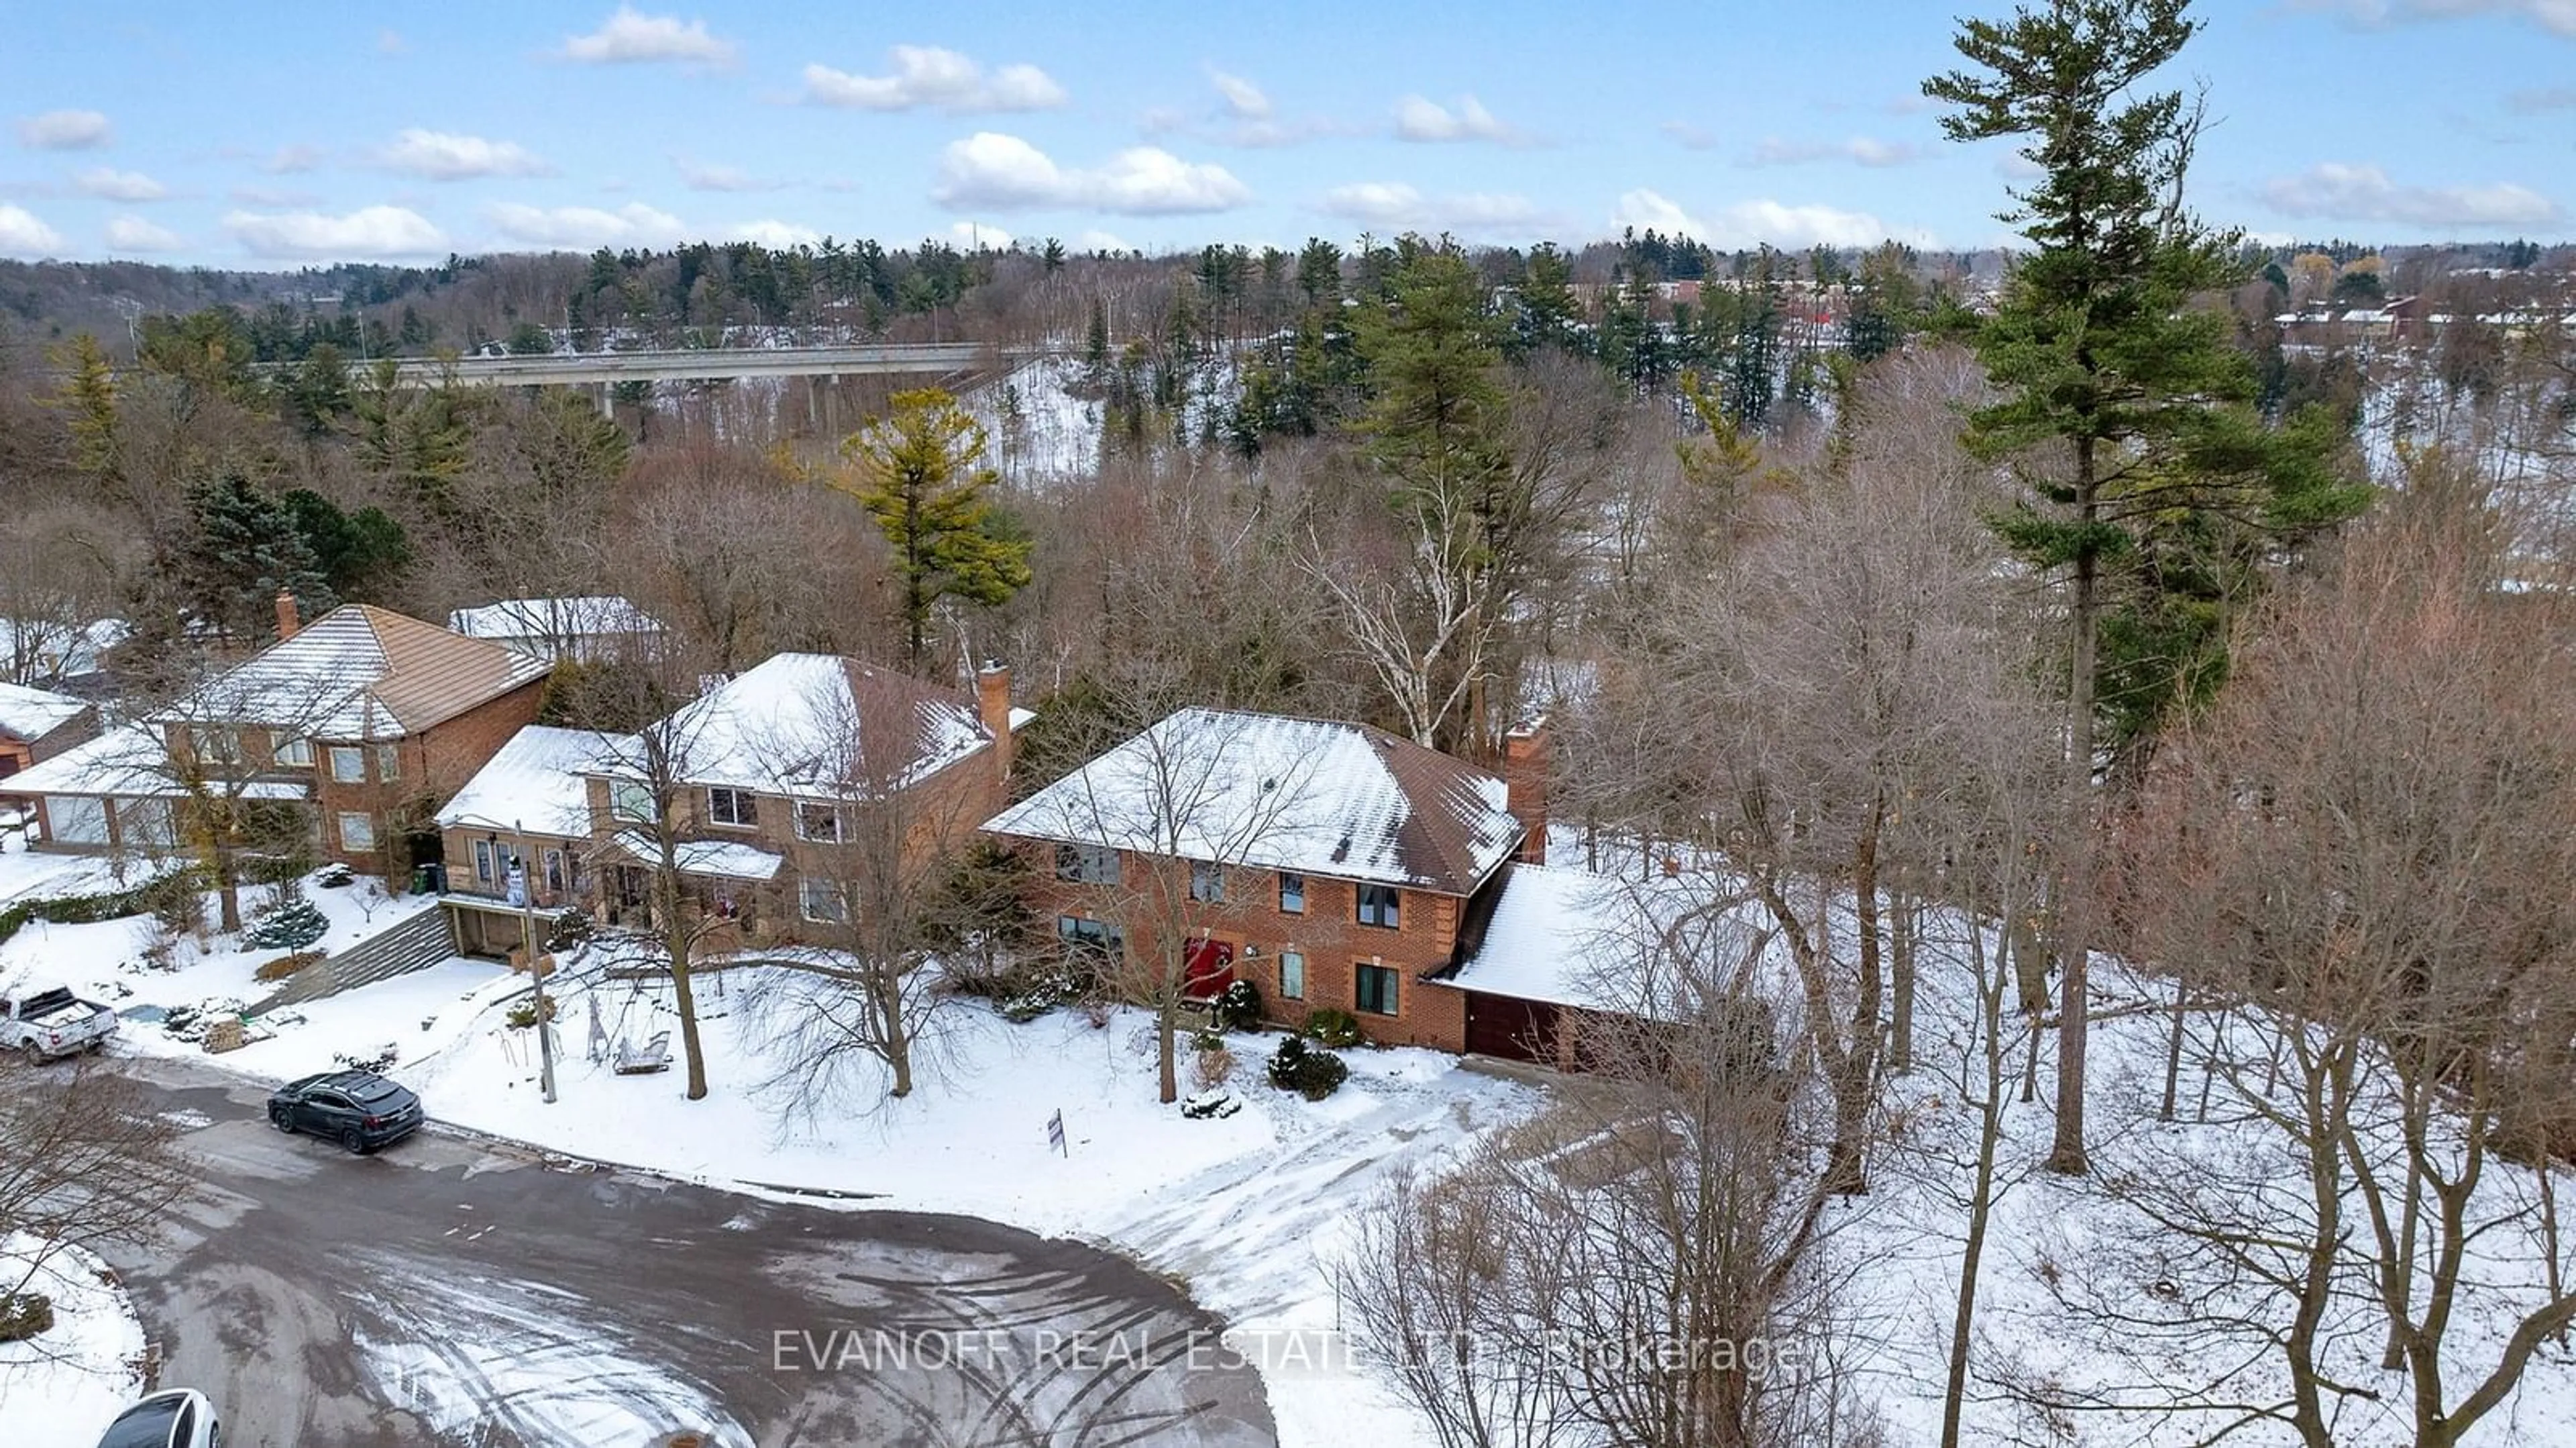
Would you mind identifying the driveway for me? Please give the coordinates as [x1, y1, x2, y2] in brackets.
[99, 1057, 1277, 1448]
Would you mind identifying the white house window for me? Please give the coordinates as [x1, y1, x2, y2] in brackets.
[1357, 884, 1401, 929]
[1279, 949, 1305, 1000]
[270, 731, 313, 767]
[708, 787, 757, 828]
[1190, 861, 1226, 904]
[1279, 872, 1305, 914]
[610, 780, 653, 823]
[1055, 844, 1120, 884]
[190, 725, 242, 766]
[800, 878, 848, 924]
[119, 798, 175, 849]
[472, 839, 496, 884]
[48, 796, 107, 845]
[339, 811, 378, 851]
[328, 745, 366, 784]
[544, 848, 568, 895]
[795, 802, 843, 842]
[376, 743, 400, 781]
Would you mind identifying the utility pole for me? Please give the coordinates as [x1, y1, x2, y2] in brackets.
[515, 819, 558, 1104]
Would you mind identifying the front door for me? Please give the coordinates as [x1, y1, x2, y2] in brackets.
[1183, 938, 1235, 1001]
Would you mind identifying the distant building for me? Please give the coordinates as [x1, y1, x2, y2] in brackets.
[445, 596, 667, 664]
[0, 681, 97, 792]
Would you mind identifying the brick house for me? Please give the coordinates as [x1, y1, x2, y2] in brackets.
[981, 707, 1554, 1052]
[0, 681, 97, 793]
[430, 654, 1018, 958]
[9, 596, 547, 872]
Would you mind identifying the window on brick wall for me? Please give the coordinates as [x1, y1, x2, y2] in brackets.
[1355, 963, 1399, 1016]
[339, 811, 378, 851]
[1190, 860, 1226, 903]
[610, 780, 653, 823]
[1279, 871, 1305, 914]
[708, 787, 757, 827]
[376, 743, 400, 781]
[1055, 844, 1120, 884]
[328, 745, 366, 784]
[1279, 949, 1305, 1000]
[1356, 883, 1401, 929]
[271, 731, 313, 767]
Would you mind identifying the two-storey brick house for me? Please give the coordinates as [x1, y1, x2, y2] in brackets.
[443, 654, 1020, 953]
[11, 596, 547, 872]
[981, 707, 1554, 1051]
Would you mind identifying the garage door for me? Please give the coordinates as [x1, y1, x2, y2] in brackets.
[1465, 992, 1560, 1064]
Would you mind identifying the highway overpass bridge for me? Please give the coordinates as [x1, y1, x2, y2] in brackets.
[351, 340, 1055, 389]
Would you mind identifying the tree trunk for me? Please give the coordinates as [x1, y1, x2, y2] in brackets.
[2048, 439, 2100, 1177]
[1890, 890, 1917, 1074]
[1155, 989, 1179, 1104]
[1943, 964, 2011, 1447]
[672, 952, 709, 1101]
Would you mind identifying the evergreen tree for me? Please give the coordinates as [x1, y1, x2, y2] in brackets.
[282, 489, 411, 603]
[48, 333, 119, 484]
[1512, 242, 1585, 356]
[1927, 0, 2369, 1174]
[180, 472, 333, 641]
[828, 389, 1034, 670]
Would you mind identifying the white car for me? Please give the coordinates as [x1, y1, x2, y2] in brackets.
[96, 1388, 221, 1447]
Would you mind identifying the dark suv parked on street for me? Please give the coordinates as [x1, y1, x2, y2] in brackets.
[266, 1070, 425, 1153]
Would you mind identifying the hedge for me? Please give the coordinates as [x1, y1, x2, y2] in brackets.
[0, 867, 205, 951]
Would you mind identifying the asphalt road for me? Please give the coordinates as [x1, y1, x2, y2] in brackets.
[95, 1057, 1277, 1448]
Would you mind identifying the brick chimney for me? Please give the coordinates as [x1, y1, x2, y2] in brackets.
[274, 590, 301, 641]
[975, 662, 1014, 782]
[1502, 717, 1550, 866]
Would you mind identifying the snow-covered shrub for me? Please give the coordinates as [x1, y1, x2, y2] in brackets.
[1266, 1036, 1349, 1100]
[1181, 1089, 1242, 1120]
[543, 908, 592, 954]
[1214, 978, 1262, 1032]
[0, 1292, 54, 1343]
[242, 896, 327, 951]
[315, 862, 355, 888]
[1194, 1044, 1237, 1092]
[1303, 1008, 1362, 1048]
[505, 996, 559, 1030]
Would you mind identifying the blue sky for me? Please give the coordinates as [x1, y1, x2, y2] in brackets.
[0, 1, 2569, 267]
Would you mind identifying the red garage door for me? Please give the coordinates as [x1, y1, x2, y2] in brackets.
[1465, 992, 1561, 1064]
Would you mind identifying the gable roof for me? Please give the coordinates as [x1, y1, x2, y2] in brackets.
[982, 707, 1522, 896]
[1430, 863, 1774, 1021]
[612, 653, 992, 800]
[447, 595, 666, 641]
[3, 723, 308, 801]
[435, 725, 628, 837]
[168, 606, 550, 740]
[0, 680, 90, 744]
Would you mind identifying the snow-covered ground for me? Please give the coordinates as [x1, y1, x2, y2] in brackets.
[967, 356, 1102, 490]
[0, 1235, 150, 1448]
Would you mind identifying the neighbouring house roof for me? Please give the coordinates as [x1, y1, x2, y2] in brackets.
[606, 829, 784, 882]
[4, 723, 309, 801]
[447, 595, 667, 642]
[435, 725, 629, 837]
[0, 681, 89, 745]
[166, 605, 550, 741]
[606, 653, 993, 801]
[983, 707, 1522, 896]
[1430, 863, 1770, 1019]
[0, 617, 127, 683]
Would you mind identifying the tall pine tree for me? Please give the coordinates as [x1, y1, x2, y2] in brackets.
[828, 389, 1032, 672]
[1928, 0, 2368, 1174]
[180, 472, 333, 642]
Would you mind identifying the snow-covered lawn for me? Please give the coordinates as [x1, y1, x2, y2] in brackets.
[0, 1235, 150, 1448]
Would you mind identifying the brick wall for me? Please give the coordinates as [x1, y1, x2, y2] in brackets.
[1019, 851, 1475, 1049]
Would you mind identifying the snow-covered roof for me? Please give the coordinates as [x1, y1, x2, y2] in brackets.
[0, 681, 89, 743]
[167, 606, 550, 741]
[1432, 864, 1774, 1019]
[435, 725, 627, 837]
[607, 829, 783, 881]
[983, 707, 1522, 896]
[0, 617, 126, 682]
[3, 723, 309, 801]
[614, 653, 993, 800]
[447, 595, 667, 641]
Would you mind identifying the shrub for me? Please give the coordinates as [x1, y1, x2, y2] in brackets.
[253, 950, 325, 983]
[315, 862, 355, 888]
[1303, 1008, 1363, 1049]
[543, 908, 593, 954]
[1214, 978, 1263, 1032]
[1193, 1045, 1237, 1092]
[141, 872, 205, 936]
[1266, 1036, 1349, 1101]
[505, 996, 559, 1030]
[243, 896, 327, 951]
[1190, 1027, 1226, 1054]
[0, 1292, 54, 1343]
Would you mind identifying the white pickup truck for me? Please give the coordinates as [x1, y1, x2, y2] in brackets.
[1, 980, 119, 1064]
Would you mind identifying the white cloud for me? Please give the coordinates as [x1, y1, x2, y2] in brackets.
[2297, 0, 2576, 36]
[1393, 94, 1521, 144]
[0, 203, 64, 256]
[17, 109, 110, 150]
[1662, 121, 1720, 151]
[378, 129, 550, 180]
[673, 155, 778, 192]
[488, 201, 686, 248]
[1748, 135, 1925, 168]
[75, 167, 166, 201]
[1209, 68, 1271, 119]
[104, 215, 182, 252]
[231, 184, 319, 207]
[932, 132, 1250, 215]
[949, 221, 1014, 250]
[265, 144, 323, 174]
[2507, 86, 2576, 113]
[1072, 228, 1132, 254]
[1610, 188, 1914, 250]
[724, 219, 823, 250]
[224, 205, 448, 259]
[2261, 162, 2559, 227]
[1318, 182, 1551, 239]
[559, 7, 738, 65]
[378, 29, 407, 54]
[803, 46, 1065, 112]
